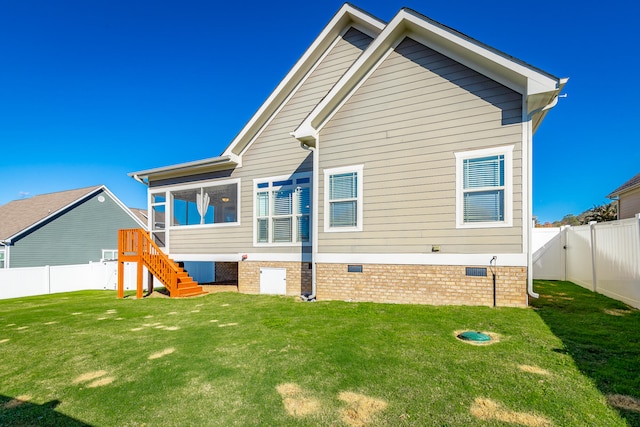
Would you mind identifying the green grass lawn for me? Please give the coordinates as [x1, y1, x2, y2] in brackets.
[0, 281, 637, 426]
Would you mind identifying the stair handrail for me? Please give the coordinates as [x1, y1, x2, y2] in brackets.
[119, 228, 179, 294]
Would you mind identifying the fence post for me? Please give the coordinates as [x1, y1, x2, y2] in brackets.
[560, 225, 568, 281]
[45, 265, 51, 294]
[589, 221, 597, 292]
[636, 214, 640, 278]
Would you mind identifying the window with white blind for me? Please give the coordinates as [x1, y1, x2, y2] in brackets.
[324, 165, 363, 232]
[455, 146, 513, 228]
[254, 174, 311, 245]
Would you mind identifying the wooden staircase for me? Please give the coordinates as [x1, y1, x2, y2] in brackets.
[117, 228, 205, 298]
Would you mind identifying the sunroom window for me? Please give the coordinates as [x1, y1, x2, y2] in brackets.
[455, 146, 512, 228]
[150, 193, 166, 247]
[255, 175, 310, 244]
[171, 182, 238, 226]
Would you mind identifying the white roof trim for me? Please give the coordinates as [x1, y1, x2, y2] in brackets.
[6, 185, 146, 240]
[129, 154, 240, 182]
[222, 3, 385, 157]
[293, 8, 565, 140]
[100, 186, 148, 230]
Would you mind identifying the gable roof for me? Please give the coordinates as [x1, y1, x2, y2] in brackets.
[130, 3, 566, 183]
[129, 3, 386, 184]
[0, 185, 146, 241]
[608, 172, 640, 199]
[293, 7, 567, 142]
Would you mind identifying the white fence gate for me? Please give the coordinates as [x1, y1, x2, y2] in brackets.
[533, 214, 640, 309]
[0, 262, 146, 300]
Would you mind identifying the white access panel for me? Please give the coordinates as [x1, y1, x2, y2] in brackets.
[260, 267, 286, 295]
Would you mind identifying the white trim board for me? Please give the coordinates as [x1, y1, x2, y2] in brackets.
[171, 253, 312, 263]
[316, 253, 527, 267]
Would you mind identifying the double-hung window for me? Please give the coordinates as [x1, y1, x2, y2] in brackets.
[324, 165, 363, 232]
[0, 248, 5, 269]
[455, 146, 513, 228]
[255, 174, 311, 245]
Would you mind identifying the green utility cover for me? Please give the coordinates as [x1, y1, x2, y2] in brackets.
[457, 331, 491, 342]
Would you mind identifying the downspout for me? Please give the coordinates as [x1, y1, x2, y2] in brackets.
[299, 137, 319, 300]
[526, 93, 561, 300]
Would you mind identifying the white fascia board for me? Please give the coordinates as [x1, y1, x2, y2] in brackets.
[317, 253, 527, 267]
[100, 186, 148, 230]
[223, 4, 385, 157]
[294, 12, 408, 140]
[5, 186, 104, 241]
[294, 8, 564, 141]
[400, 11, 561, 96]
[171, 252, 312, 263]
[128, 154, 240, 182]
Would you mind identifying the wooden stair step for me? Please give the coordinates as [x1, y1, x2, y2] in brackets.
[174, 287, 206, 297]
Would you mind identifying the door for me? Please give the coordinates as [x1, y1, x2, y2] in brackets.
[260, 267, 286, 295]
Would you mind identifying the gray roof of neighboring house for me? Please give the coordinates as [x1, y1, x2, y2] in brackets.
[608, 172, 640, 199]
[128, 207, 148, 225]
[0, 185, 104, 240]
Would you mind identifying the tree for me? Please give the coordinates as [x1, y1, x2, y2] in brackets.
[581, 202, 617, 224]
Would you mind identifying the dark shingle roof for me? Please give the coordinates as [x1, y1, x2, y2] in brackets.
[608, 172, 640, 198]
[0, 185, 102, 240]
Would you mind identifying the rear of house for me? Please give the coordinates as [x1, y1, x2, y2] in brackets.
[129, 5, 566, 307]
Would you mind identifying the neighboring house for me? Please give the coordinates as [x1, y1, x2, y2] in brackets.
[129, 4, 566, 307]
[0, 185, 146, 269]
[607, 172, 640, 220]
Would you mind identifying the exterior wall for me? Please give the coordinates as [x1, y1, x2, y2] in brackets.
[237, 261, 312, 295]
[152, 27, 373, 257]
[318, 37, 524, 255]
[316, 263, 527, 307]
[618, 187, 640, 219]
[9, 190, 141, 268]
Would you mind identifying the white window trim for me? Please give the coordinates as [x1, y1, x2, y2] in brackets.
[149, 191, 169, 249]
[253, 172, 312, 247]
[455, 145, 513, 229]
[101, 249, 118, 261]
[151, 178, 241, 231]
[0, 247, 5, 269]
[324, 164, 364, 232]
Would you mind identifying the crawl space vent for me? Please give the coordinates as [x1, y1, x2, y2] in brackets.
[466, 267, 487, 277]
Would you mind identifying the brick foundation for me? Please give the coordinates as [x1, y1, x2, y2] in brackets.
[315, 263, 527, 307]
[238, 261, 312, 296]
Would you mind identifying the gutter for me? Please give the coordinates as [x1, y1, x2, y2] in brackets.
[128, 154, 241, 185]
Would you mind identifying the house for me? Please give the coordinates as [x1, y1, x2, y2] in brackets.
[0, 185, 146, 269]
[607, 172, 640, 220]
[128, 4, 566, 307]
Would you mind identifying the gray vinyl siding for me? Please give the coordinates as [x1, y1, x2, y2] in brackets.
[318, 37, 524, 254]
[619, 187, 640, 219]
[9, 190, 140, 267]
[164, 28, 373, 255]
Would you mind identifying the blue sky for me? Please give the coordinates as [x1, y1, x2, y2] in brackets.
[1, 0, 637, 223]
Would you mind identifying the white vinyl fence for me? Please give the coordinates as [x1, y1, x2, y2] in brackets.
[533, 214, 640, 309]
[0, 262, 146, 300]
